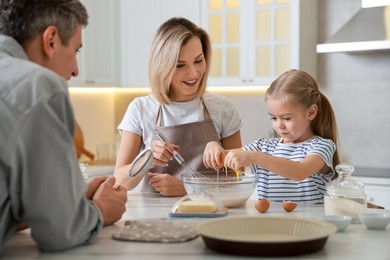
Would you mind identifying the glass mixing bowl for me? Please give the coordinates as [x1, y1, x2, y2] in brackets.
[182, 171, 257, 208]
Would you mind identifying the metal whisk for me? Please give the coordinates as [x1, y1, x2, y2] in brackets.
[154, 129, 206, 179]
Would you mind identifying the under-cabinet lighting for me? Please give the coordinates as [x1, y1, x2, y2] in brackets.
[68, 87, 150, 93]
[208, 86, 268, 93]
[69, 86, 269, 94]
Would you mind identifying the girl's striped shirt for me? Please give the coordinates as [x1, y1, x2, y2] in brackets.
[243, 136, 336, 204]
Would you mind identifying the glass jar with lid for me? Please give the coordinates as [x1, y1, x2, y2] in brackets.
[324, 163, 367, 223]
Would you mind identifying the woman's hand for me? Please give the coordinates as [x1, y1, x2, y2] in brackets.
[151, 140, 180, 167]
[203, 141, 225, 170]
[148, 172, 186, 197]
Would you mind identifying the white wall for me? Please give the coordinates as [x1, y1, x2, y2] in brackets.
[215, 92, 272, 144]
[69, 91, 117, 159]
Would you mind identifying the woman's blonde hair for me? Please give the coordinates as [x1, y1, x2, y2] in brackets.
[148, 17, 211, 104]
[266, 69, 340, 168]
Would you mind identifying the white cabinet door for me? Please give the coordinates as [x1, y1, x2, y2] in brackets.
[200, 0, 317, 86]
[119, 0, 201, 87]
[69, 0, 120, 87]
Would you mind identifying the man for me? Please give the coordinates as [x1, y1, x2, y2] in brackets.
[0, 0, 127, 252]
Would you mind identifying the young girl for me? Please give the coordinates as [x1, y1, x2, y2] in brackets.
[203, 69, 340, 204]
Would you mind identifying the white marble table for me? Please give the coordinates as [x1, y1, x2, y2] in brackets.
[2, 192, 390, 259]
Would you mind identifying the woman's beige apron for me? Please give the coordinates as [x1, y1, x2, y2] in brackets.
[141, 99, 220, 192]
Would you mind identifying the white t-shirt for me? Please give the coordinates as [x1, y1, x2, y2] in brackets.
[118, 92, 243, 148]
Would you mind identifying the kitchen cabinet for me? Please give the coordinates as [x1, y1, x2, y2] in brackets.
[119, 0, 201, 87]
[70, 0, 316, 87]
[69, 0, 120, 87]
[200, 0, 317, 86]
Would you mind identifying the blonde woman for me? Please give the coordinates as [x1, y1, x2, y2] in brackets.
[115, 17, 242, 196]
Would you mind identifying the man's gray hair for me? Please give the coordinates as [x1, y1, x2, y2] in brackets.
[0, 0, 88, 46]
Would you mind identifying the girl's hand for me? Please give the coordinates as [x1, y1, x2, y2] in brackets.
[203, 141, 225, 170]
[148, 172, 186, 197]
[151, 140, 180, 167]
[225, 149, 252, 171]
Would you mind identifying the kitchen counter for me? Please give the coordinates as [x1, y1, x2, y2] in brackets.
[2, 192, 390, 259]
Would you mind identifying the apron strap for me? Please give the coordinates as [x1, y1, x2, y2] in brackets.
[156, 106, 162, 127]
[200, 96, 211, 120]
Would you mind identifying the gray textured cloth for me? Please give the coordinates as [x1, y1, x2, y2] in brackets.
[0, 35, 102, 252]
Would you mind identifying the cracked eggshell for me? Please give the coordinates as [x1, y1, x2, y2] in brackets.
[282, 201, 298, 212]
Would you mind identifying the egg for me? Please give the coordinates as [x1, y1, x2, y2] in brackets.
[282, 200, 298, 212]
[255, 198, 270, 213]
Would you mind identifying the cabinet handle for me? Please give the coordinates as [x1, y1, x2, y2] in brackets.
[85, 80, 95, 85]
[241, 79, 254, 83]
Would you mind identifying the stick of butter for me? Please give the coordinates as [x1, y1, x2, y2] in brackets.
[177, 200, 217, 213]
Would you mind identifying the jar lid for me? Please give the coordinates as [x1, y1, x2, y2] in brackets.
[326, 163, 366, 197]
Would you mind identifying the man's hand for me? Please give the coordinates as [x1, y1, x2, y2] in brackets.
[92, 176, 127, 226]
[85, 176, 108, 200]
